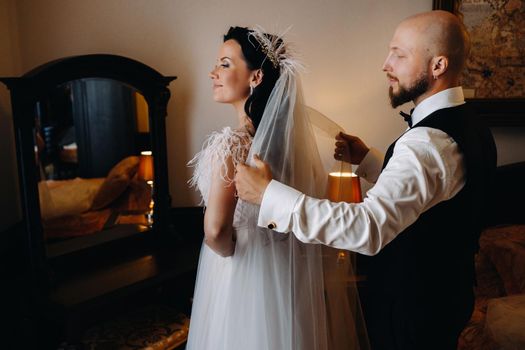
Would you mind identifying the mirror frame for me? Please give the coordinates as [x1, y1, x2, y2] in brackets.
[0, 54, 176, 279]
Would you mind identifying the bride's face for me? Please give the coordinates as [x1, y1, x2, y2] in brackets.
[209, 39, 253, 105]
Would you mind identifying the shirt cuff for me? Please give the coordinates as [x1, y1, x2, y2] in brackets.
[258, 179, 302, 233]
[355, 147, 384, 183]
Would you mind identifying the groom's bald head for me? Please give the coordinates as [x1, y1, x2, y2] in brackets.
[402, 10, 471, 77]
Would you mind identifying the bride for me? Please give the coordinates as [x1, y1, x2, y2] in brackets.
[187, 26, 368, 349]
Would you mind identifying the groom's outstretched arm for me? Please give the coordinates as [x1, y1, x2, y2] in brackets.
[234, 150, 391, 255]
[235, 137, 463, 256]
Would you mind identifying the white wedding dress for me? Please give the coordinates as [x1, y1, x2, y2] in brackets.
[187, 126, 327, 349]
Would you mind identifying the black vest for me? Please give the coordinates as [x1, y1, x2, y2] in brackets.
[359, 104, 497, 300]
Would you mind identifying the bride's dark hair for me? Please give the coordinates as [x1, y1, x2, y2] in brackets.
[224, 26, 281, 131]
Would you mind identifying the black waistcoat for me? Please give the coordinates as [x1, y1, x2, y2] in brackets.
[359, 104, 496, 302]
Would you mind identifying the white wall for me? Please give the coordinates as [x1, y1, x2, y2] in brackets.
[0, 0, 21, 230]
[5, 0, 525, 209]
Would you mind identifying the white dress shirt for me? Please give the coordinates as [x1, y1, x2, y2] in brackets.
[258, 87, 467, 255]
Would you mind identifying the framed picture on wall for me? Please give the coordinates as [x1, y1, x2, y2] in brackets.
[433, 0, 525, 126]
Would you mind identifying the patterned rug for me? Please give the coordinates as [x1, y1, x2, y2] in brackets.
[77, 304, 189, 350]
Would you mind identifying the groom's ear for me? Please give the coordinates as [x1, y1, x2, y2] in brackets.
[431, 55, 448, 79]
[250, 69, 264, 87]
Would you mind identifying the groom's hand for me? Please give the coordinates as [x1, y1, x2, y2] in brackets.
[334, 132, 369, 165]
[235, 154, 273, 205]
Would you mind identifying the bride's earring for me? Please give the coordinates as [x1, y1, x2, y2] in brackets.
[250, 85, 254, 96]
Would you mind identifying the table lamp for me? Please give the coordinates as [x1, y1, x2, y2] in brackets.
[325, 159, 363, 265]
[326, 160, 362, 203]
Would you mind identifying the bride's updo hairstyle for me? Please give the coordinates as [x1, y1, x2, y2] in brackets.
[224, 26, 282, 131]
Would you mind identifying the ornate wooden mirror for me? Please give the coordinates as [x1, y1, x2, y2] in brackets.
[0, 54, 175, 275]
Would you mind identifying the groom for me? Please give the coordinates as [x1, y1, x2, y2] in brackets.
[235, 10, 496, 350]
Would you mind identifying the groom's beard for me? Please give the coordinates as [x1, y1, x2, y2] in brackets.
[389, 73, 430, 108]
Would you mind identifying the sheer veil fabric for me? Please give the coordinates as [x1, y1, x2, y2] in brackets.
[187, 28, 369, 350]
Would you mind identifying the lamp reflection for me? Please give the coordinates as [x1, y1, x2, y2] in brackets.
[138, 151, 154, 225]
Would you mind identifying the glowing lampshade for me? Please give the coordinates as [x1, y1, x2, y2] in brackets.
[326, 171, 363, 203]
[138, 151, 154, 182]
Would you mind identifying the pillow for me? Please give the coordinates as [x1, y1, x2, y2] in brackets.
[39, 178, 105, 220]
[91, 156, 140, 210]
[485, 294, 525, 349]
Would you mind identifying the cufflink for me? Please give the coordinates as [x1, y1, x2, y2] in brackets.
[267, 221, 277, 230]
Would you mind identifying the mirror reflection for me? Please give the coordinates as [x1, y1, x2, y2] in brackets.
[33, 78, 154, 256]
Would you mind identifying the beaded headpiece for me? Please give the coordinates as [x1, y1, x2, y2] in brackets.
[247, 26, 300, 75]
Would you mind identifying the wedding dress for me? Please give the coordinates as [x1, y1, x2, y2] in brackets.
[186, 28, 368, 350]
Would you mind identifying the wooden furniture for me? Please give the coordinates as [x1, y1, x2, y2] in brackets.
[0, 55, 200, 349]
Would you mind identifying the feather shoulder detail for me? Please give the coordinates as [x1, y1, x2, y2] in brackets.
[187, 127, 252, 202]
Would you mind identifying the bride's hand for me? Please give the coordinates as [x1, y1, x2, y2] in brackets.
[334, 132, 370, 165]
[234, 154, 273, 205]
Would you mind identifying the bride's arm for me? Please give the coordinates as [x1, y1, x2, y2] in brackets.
[203, 154, 237, 257]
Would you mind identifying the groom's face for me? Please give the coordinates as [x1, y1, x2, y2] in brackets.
[382, 21, 432, 108]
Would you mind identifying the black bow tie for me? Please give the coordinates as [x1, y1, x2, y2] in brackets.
[399, 108, 414, 128]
